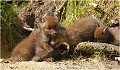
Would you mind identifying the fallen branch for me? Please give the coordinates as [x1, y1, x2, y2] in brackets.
[75, 42, 120, 56]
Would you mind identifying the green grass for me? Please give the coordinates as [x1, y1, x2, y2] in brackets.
[61, 0, 119, 27]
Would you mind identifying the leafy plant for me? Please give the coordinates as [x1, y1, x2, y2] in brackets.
[1, 1, 23, 58]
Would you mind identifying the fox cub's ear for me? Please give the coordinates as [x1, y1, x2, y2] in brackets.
[43, 15, 59, 29]
[103, 28, 108, 33]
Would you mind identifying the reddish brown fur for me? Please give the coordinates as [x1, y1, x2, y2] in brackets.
[43, 17, 103, 55]
[6, 20, 63, 62]
[30, 17, 62, 61]
[8, 28, 60, 62]
[9, 29, 40, 62]
[31, 32, 54, 61]
[94, 27, 113, 43]
[43, 16, 61, 37]
[32, 35, 64, 62]
[94, 27, 120, 46]
[43, 16, 58, 29]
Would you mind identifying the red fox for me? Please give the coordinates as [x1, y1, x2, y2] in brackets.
[94, 27, 120, 46]
[42, 17, 103, 55]
[31, 30, 54, 62]
[8, 28, 40, 62]
[7, 27, 54, 62]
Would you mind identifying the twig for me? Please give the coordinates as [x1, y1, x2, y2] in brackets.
[23, 26, 34, 31]
[54, 0, 67, 17]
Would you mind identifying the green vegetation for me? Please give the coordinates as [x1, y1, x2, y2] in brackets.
[62, 0, 119, 27]
[1, 1, 23, 58]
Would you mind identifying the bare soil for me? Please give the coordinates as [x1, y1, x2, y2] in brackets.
[1, 58, 119, 70]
